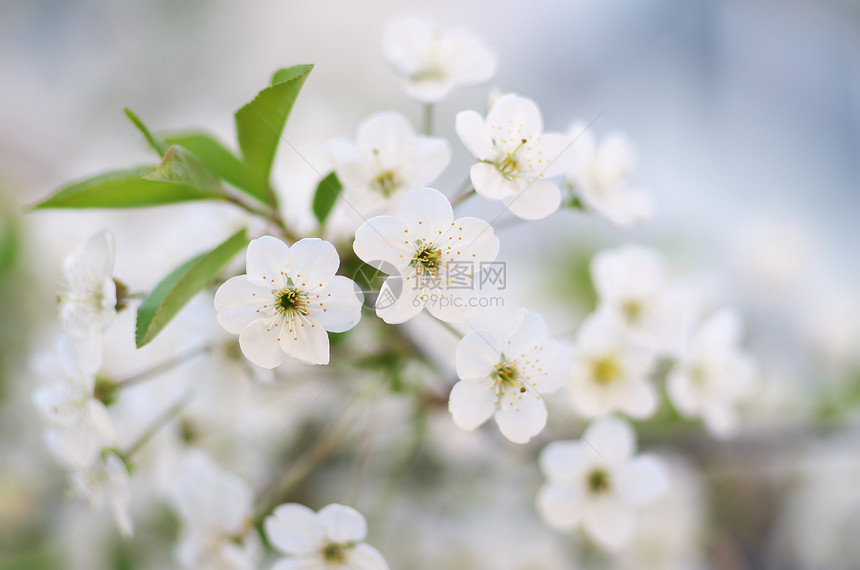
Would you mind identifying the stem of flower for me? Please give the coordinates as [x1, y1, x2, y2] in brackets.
[451, 187, 476, 208]
[253, 406, 358, 523]
[116, 344, 210, 390]
[222, 195, 301, 243]
[422, 103, 434, 136]
[432, 316, 463, 339]
[119, 394, 192, 461]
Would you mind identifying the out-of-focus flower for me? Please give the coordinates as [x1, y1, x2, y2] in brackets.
[33, 337, 115, 468]
[214, 237, 363, 368]
[591, 244, 691, 355]
[667, 309, 756, 438]
[565, 123, 653, 226]
[609, 456, 708, 570]
[327, 112, 451, 218]
[448, 310, 570, 444]
[352, 187, 499, 324]
[456, 94, 573, 220]
[265, 503, 388, 570]
[567, 313, 657, 419]
[382, 18, 496, 103]
[70, 451, 133, 537]
[168, 450, 259, 570]
[537, 416, 668, 550]
[59, 229, 117, 350]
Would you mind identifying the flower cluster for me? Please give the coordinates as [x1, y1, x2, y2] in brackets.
[26, 15, 767, 570]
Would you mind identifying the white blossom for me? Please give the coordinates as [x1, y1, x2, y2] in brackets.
[591, 244, 691, 355]
[59, 229, 117, 350]
[265, 502, 388, 570]
[537, 416, 668, 550]
[448, 310, 570, 444]
[214, 237, 363, 368]
[33, 337, 115, 468]
[383, 18, 496, 103]
[352, 187, 499, 324]
[168, 450, 259, 570]
[69, 451, 133, 537]
[567, 313, 658, 419]
[667, 309, 756, 438]
[456, 94, 573, 220]
[566, 122, 653, 226]
[327, 111, 451, 218]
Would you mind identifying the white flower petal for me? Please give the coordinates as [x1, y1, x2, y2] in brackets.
[306, 276, 363, 333]
[348, 542, 390, 570]
[537, 482, 584, 530]
[279, 314, 330, 365]
[356, 112, 415, 152]
[382, 18, 433, 75]
[582, 417, 636, 465]
[375, 277, 425, 324]
[616, 380, 658, 419]
[666, 368, 700, 416]
[703, 405, 740, 439]
[246, 236, 290, 287]
[265, 503, 323, 556]
[470, 162, 517, 200]
[409, 137, 451, 188]
[502, 178, 562, 220]
[582, 497, 636, 551]
[539, 440, 597, 482]
[214, 276, 270, 334]
[353, 216, 411, 268]
[446, 33, 497, 85]
[505, 310, 547, 357]
[327, 138, 367, 190]
[442, 216, 500, 262]
[486, 94, 543, 138]
[615, 454, 669, 508]
[456, 330, 502, 379]
[527, 132, 575, 177]
[448, 378, 496, 431]
[317, 503, 367, 543]
[397, 188, 453, 237]
[403, 80, 454, 104]
[455, 110, 494, 161]
[238, 318, 286, 369]
[287, 238, 340, 289]
[493, 389, 547, 444]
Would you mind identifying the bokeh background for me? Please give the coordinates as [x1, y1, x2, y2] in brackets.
[1, 1, 859, 569]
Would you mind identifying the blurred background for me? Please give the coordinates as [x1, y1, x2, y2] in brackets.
[1, 1, 859, 569]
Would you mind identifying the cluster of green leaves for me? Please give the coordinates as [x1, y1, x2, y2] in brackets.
[31, 63, 343, 349]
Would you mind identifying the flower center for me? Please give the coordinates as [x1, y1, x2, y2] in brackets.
[621, 299, 644, 323]
[492, 360, 520, 386]
[276, 287, 307, 316]
[496, 138, 528, 180]
[371, 170, 401, 197]
[321, 542, 347, 564]
[370, 149, 402, 197]
[411, 64, 446, 83]
[586, 468, 611, 494]
[410, 240, 442, 275]
[590, 356, 620, 385]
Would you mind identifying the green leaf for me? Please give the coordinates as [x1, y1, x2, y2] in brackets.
[135, 229, 247, 348]
[234, 64, 313, 204]
[31, 162, 223, 210]
[143, 145, 222, 192]
[312, 171, 342, 226]
[124, 108, 169, 156]
[162, 131, 268, 203]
